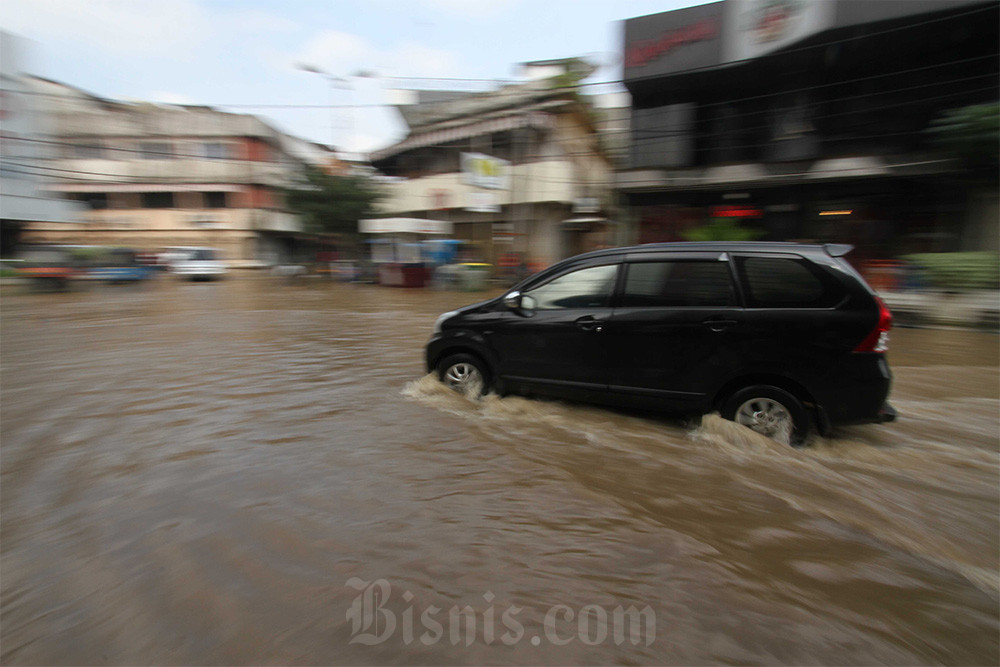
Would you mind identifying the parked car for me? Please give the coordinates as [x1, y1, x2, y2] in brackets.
[15, 245, 79, 290]
[166, 247, 228, 281]
[426, 242, 896, 445]
[88, 248, 155, 283]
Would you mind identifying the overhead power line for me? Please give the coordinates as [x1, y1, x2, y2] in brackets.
[9, 3, 995, 113]
[8, 53, 995, 161]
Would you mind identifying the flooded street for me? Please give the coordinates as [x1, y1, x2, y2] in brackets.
[2, 276, 997, 665]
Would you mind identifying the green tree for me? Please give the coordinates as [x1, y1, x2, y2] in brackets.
[284, 166, 382, 240]
[926, 102, 999, 179]
[682, 218, 763, 242]
[926, 103, 999, 254]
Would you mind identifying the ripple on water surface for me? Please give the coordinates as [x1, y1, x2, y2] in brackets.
[1, 279, 997, 665]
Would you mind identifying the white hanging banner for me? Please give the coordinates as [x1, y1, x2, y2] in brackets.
[359, 218, 453, 235]
[461, 152, 511, 190]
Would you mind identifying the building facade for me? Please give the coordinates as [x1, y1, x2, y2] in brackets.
[619, 0, 999, 266]
[18, 78, 330, 265]
[370, 63, 615, 269]
[0, 32, 83, 254]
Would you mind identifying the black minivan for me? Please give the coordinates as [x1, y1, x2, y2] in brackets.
[426, 242, 896, 445]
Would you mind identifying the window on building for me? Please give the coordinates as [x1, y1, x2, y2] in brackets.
[73, 143, 104, 159]
[141, 192, 175, 208]
[75, 193, 109, 210]
[738, 257, 844, 308]
[622, 261, 736, 308]
[522, 264, 618, 310]
[203, 142, 230, 159]
[243, 138, 270, 162]
[429, 189, 449, 210]
[140, 142, 173, 159]
[203, 192, 227, 208]
[0, 135, 24, 179]
[247, 186, 275, 209]
[631, 104, 695, 169]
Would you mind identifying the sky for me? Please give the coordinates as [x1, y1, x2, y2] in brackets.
[0, 0, 701, 156]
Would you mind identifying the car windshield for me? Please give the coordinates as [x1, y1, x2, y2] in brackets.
[20, 249, 68, 265]
[107, 250, 136, 266]
[191, 249, 216, 261]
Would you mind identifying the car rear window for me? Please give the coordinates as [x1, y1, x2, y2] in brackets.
[622, 260, 736, 308]
[738, 256, 843, 308]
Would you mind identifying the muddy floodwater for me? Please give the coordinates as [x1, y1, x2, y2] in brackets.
[1, 277, 997, 665]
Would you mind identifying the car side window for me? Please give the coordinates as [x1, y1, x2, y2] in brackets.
[621, 260, 736, 308]
[522, 264, 618, 310]
[738, 256, 842, 308]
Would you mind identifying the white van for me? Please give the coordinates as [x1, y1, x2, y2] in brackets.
[164, 247, 228, 281]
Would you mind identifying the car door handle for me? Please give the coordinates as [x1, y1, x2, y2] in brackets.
[702, 318, 738, 332]
[575, 316, 604, 333]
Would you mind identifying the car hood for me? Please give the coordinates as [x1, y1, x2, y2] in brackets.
[452, 297, 498, 317]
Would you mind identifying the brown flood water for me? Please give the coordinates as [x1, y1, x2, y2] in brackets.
[1, 276, 997, 665]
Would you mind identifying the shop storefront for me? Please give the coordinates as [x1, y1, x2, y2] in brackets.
[619, 0, 999, 266]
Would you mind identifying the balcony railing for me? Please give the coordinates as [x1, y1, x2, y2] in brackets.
[376, 160, 583, 215]
[53, 159, 293, 186]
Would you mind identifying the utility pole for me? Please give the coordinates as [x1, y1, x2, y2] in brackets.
[520, 113, 534, 259]
[296, 63, 351, 154]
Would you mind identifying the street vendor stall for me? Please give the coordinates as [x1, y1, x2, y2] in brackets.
[359, 217, 453, 287]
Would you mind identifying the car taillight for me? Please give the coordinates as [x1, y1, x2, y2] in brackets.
[854, 297, 892, 353]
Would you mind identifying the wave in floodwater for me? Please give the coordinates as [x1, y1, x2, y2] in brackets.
[403, 373, 1000, 599]
[406, 373, 825, 458]
[5, 279, 998, 665]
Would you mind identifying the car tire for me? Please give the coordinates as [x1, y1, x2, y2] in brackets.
[437, 353, 490, 398]
[721, 385, 809, 446]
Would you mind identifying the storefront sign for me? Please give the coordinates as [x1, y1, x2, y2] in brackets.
[723, 0, 834, 62]
[428, 189, 451, 210]
[711, 205, 762, 218]
[624, 0, 982, 83]
[461, 152, 510, 190]
[623, 2, 725, 79]
[465, 191, 501, 213]
[359, 218, 453, 235]
[492, 222, 519, 243]
[625, 17, 720, 68]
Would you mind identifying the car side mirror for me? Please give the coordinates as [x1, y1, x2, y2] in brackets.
[503, 290, 522, 310]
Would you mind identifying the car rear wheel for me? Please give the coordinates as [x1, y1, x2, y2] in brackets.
[438, 353, 489, 398]
[721, 385, 809, 446]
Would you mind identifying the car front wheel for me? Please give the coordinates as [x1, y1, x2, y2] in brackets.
[437, 353, 490, 398]
[721, 385, 809, 446]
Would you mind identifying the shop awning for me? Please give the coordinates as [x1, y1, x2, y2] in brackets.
[805, 157, 891, 179]
[369, 112, 555, 162]
[44, 183, 246, 193]
[560, 216, 606, 231]
[359, 218, 453, 235]
[616, 157, 950, 192]
[703, 164, 769, 184]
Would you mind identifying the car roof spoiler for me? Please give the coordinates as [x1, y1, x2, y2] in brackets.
[823, 243, 854, 257]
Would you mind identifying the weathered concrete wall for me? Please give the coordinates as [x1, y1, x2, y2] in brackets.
[962, 189, 1000, 253]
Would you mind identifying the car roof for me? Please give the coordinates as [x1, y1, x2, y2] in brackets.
[568, 242, 851, 262]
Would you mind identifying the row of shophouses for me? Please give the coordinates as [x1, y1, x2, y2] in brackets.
[1, 32, 333, 266]
[3, 0, 998, 272]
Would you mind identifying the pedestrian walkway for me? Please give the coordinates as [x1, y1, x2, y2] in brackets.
[880, 290, 1000, 330]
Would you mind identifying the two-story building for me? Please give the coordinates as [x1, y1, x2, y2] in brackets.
[618, 0, 999, 265]
[369, 61, 615, 269]
[0, 32, 83, 254]
[19, 78, 330, 265]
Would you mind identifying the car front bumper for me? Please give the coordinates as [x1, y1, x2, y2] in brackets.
[878, 401, 898, 423]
